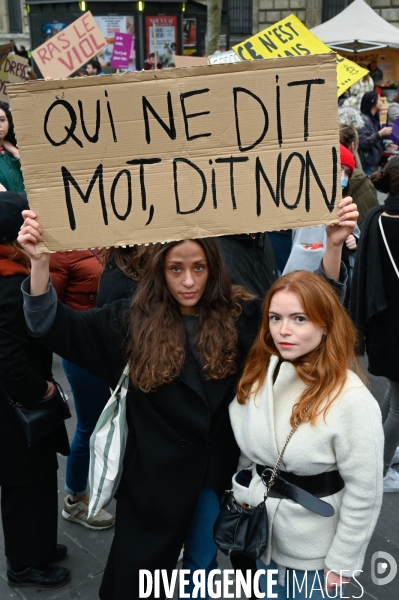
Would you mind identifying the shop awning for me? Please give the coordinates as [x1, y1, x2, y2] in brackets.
[311, 0, 399, 52]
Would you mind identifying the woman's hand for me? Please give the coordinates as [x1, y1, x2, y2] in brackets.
[324, 568, 351, 595]
[18, 210, 48, 262]
[18, 210, 50, 296]
[322, 197, 359, 280]
[379, 126, 392, 137]
[2, 140, 19, 158]
[326, 197, 359, 248]
[43, 381, 56, 398]
[345, 234, 357, 251]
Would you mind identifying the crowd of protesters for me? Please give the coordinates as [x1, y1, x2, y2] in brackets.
[0, 55, 397, 600]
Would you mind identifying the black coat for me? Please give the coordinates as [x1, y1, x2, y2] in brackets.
[350, 205, 399, 381]
[0, 274, 69, 487]
[358, 114, 384, 173]
[96, 256, 138, 307]
[31, 295, 262, 599]
[216, 234, 278, 296]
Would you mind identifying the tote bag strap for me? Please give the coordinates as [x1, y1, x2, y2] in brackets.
[379, 215, 399, 279]
[111, 364, 130, 399]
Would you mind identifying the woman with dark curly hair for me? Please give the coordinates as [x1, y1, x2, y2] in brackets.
[0, 102, 24, 192]
[18, 197, 357, 600]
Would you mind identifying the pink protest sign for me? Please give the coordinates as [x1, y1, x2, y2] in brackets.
[111, 32, 133, 70]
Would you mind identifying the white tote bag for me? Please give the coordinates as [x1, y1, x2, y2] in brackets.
[88, 365, 129, 519]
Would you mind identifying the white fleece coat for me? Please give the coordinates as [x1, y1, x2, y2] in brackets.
[229, 355, 384, 576]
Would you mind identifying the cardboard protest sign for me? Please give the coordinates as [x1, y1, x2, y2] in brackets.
[233, 15, 368, 96]
[8, 53, 340, 253]
[110, 33, 133, 70]
[0, 42, 15, 69]
[31, 12, 107, 79]
[174, 55, 208, 67]
[0, 54, 30, 102]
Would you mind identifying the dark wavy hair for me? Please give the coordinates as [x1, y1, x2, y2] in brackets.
[360, 91, 380, 122]
[102, 245, 149, 282]
[371, 155, 399, 194]
[0, 102, 17, 147]
[126, 238, 254, 392]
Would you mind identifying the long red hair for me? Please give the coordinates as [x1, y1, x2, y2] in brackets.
[236, 271, 366, 428]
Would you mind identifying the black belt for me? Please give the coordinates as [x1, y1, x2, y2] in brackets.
[256, 465, 344, 518]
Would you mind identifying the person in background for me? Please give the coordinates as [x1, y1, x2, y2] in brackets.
[97, 246, 149, 307]
[367, 60, 384, 87]
[350, 156, 399, 492]
[0, 102, 24, 192]
[358, 91, 392, 175]
[267, 230, 292, 276]
[216, 233, 278, 297]
[50, 250, 115, 529]
[339, 124, 378, 228]
[143, 53, 162, 70]
[71, 67, 87, 78]
[86, 59, 103, 76]
[342, 67, 374, 112]
[387, 94, 399, 125]
[338, 106, 364, 131]
[0, 193, 70, 589]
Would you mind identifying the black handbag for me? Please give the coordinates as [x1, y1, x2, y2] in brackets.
[213, 403, 313, 560]
[213, 488, 268, 560]
[10, 380, 71, 447]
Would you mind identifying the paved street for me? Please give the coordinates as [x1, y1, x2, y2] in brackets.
[0, 354, 397, 599]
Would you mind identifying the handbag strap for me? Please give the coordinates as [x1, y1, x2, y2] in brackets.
[265, 401, 313, 495]
[379, 214, 399, 279]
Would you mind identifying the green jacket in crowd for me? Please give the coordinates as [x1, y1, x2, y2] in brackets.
[0, 152, 24, 192]
[350, 167, 378, 229]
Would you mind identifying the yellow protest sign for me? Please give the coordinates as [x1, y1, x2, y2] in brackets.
[232, 15, 368, 96]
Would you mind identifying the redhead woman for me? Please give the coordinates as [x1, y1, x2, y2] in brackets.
[18, 198, 357, 600]
[229, 271, 383, 599]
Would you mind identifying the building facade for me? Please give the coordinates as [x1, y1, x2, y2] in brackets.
[229, 0, 399, 46]
[0, 0, 30, 47]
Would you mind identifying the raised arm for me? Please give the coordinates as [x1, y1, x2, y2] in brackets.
[322, 197, 359, 282]
[18, 211, 127, 388]
[18, 210, 51, 296]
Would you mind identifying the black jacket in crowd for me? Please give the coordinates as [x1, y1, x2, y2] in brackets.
[0, 273, 69, 487]
[216, 233, 278, 296]
[350, 205, 399, 381]
[96, 256, 138, 308]
[358, 114, 384, 173]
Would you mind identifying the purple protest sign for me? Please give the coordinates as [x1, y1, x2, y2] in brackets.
[390, 117, 399, 146]
[111, 32, 133, 70]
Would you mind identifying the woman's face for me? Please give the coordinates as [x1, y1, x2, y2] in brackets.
[341, 165, 351, 190]
[268, 290, 325, 361]
[376, 97, 383, 111]
[164, 240, 209, 315]
[0, 109, 9, 143]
